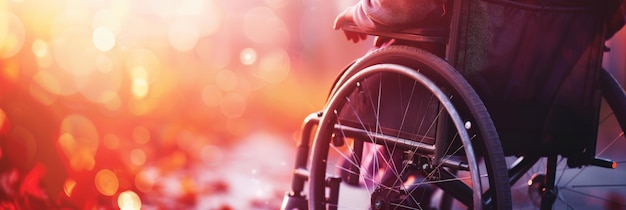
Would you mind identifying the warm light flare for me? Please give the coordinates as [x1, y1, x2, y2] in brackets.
[59, 114, 100, 171]
[31, 39, 49, 58]
[243, 7, 288, 45]
[215, 69, 238, 91]
[240, 48, 257, 65]
[132, 78, 149, 99]
[201, 85, 222, 108]
[100, 90, 121, 111]
[254, 48, 290, 83]
[63, 178, 77, 197]
[117, 190, 141, 210]
[0, 108, 5, 130]
[168, 20, 199, 52]
[95, 169, 119, 196]
[103, 133, 120, 150]
[0, 11, 25, 59]
[220, 93, 246, 118]
[130, 149, 146, 166]
[92, 9, 121, 36]
[135, 168, 158, 193]
[92, 26, 116, 52]
[132, 126, 150, 144]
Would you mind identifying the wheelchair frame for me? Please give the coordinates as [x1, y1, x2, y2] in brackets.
[282, 0, 626, 209]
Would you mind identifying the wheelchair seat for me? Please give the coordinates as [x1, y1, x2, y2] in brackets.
[340, 22, 449, 43]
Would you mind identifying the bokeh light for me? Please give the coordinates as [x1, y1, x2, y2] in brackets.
[0, 108, 6, 132]
[240, 48, 257, 65]
[215, 69, 238, 92]
[135, 167, 158, 193]
[63, 178, 77, 197]
[58, 114, 99, 171]
[132, 126, 150, 144]
[95, 169, 119, 196]
[0, 0, 385, 208]
[243, 6, 288, 45]
[129, 149, 146, 166]
[254, 48, 290, 83]
[92, 26, 116, 52]
[103, 133, 120, 150]
[168, 19, 200, 52]
[118, 190, 141, 210]
[0, 11, 25, 59]
[92, 9, 121, 36]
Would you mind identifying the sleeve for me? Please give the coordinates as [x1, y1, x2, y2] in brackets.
[351, 0, 446, 31]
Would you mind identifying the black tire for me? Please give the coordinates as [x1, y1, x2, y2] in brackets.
[308, 46, 511, 210]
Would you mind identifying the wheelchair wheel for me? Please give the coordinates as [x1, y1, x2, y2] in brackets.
[308, 46, 511, 210]
[507, 69, 626, 209]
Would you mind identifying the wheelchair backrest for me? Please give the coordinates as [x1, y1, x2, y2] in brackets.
[451, 0, 613, 157]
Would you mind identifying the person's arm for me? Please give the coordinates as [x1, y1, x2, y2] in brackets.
[333, 0, 445, 43]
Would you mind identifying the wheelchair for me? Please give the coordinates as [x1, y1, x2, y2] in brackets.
[282, 0, 626, 209]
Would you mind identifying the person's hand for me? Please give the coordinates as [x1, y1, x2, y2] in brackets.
[333, 7, 367, 43]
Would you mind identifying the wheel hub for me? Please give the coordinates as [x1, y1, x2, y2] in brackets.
[371, 188, 391, 210]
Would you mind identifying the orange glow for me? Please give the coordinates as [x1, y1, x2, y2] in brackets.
[240, 48, 257, 65]
[100, 91, 121, 111]
[1, 59, 19, 82]
[0, 11, 25, 59]
[134, 168, 157, 193]
[96, 54, 113, 74]
[125, 49, 161, 83]
[220, 93, 246, 119]
[63, 178, 77, 197]
[58, 115, 100, 171]
[103, 134, 120, 150]
[131, 78, 149, 99]
[243, 7, 289, 46]
[132, 126, 150, 144]
[29, 70, 60, 105]
[69, 150, 96, 171]
[0, 108, 6, 130]
[168, 20, 200, 52]
[92, 9, 121, 36]
[95, 169, 119, 196]
[254, 48, 290, 83]
[117, 190, 141, 210]
[130, 149, 146, 166]
[215, 69, 238, 91]
[201, 85, 222, 108]
[31, 39, 49, 58]
[92, 26, 116, 52]
[34, 44, 54, 68]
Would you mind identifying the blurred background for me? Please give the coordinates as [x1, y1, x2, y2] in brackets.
[0, 0, 624, 209]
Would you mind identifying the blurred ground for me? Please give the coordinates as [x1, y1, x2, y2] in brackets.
[0, 0, 625, 209]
